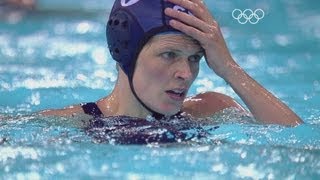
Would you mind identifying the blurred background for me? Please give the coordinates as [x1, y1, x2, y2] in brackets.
[0, 0, 319, 123]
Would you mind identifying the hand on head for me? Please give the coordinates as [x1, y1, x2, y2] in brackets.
[164, 0, 235, 78]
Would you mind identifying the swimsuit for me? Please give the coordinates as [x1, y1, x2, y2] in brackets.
[81, 102, 103, 118]
[81, 102, 218, 144]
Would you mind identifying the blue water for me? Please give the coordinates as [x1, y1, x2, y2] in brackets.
[1, 0, 320, 179]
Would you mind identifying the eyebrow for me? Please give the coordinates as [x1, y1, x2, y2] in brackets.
[157, 46, 205, 55]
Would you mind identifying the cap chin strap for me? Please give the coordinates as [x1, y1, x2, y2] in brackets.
[128, 79, 166, 120]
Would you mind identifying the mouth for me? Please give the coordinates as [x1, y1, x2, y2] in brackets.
[165, 89, 187, 101]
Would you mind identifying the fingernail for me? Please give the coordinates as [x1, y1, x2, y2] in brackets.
[164, 8, 172, 14]
[169, 19, 176, 25]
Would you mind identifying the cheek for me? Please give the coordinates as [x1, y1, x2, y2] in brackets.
[150, 66, 165, 78]
[144, 64, 166, 82]
[134, 61, 167, 89]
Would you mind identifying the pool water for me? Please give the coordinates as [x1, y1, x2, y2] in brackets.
[1, 0, 320, 179]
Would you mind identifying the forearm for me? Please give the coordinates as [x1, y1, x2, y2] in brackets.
[162, 0, 303, 126]
[222, 60, 303, 126]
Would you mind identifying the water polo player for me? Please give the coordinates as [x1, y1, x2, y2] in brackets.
[41, 0, 302, 127]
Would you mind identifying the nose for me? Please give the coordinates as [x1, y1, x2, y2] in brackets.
[174, 59, 194, 82]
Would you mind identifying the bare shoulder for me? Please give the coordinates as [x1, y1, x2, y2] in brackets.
[182, 91, 245, 118]
[39, 104, 84, 116]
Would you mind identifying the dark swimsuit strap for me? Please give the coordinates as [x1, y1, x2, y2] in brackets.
[81, 102, 103, 117]
[81, 102, 183, 119]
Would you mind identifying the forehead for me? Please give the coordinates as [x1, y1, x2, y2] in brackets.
[146, 34, 202, 51]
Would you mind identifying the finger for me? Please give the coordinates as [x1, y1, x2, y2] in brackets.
[166, 0, 195, 9]
[191, 0, 217, 20]
[165, 7, 216, 33]
[167, 0, 212, 22]
[168, 0, 205, 19]
[169, 19, 209, 45]
[188, 0, 207, 10]
[188, 0, 205, 6]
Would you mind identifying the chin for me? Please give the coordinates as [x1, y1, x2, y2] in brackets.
[157, 105, 181, 116]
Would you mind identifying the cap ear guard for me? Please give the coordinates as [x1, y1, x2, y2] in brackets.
[107, 11, 130, 60]
[107, 10, 145, 79]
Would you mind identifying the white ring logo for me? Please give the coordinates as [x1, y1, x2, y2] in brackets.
[232, 9, 265, 24]
[121, 0, 141, 7]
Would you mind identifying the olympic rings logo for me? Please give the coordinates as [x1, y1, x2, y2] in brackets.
[232, 9, 265, 24]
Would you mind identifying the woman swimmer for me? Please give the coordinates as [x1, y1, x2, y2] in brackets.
[41, 0, 303, 126]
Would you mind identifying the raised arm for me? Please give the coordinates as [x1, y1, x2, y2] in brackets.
[164, 0, 303, 125]
[217, 58, 302, 125]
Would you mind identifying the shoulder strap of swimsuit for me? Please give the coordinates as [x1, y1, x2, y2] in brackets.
[81, 102, 183, 119]
[81, 102, 103, 117]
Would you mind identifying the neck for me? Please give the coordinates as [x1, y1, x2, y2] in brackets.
[108, 71, 152, 118]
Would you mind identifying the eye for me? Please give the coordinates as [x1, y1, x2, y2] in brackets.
[161, 51, 177, 60]
[188, 54, 203, 63]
